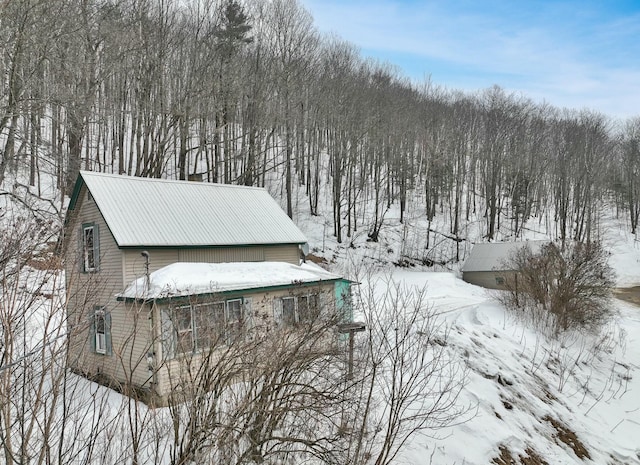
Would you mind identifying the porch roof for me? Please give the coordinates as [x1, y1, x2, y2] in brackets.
[117, 261, 344, 301]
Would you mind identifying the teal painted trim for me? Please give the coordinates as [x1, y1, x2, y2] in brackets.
[117, 278, 343, 305]
[335, 279, 353, 342]
[335, 280, 353, 322]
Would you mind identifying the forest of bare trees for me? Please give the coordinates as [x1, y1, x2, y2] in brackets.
[1, 0, 639, 261]
[1, 1, 638, 464]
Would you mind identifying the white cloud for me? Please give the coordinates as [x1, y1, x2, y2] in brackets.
[300, 0, 640, 118]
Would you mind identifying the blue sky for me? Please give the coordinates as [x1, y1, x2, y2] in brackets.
[299, 0, 640, 120]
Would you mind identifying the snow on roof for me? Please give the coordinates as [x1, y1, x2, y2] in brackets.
[461, 241, 547, 272]
[71, 171, 308, 247]
[118, 261, 344, 300]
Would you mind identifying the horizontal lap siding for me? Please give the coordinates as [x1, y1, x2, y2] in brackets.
[67, 188, 304, 397]
[178, 247, 265, 263]
[123, 249, 180, 284]
[70, 301, 152, 389]
[176, 244, 300, 265]
[66, 185, 128, 381]
[114, 302, 154, 387]
[66, 186, 124, 297]
[263, 244, 300, 264]
[124, 245, 300, 286]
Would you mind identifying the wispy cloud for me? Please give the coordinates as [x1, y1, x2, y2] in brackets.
[300, 0, 640, 118]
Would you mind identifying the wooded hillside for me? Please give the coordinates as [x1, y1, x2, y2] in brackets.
[2, 0, 640, 260]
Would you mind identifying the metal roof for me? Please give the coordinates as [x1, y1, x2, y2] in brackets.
[461, 241, 548, 272]
[71, 171, 308, 248]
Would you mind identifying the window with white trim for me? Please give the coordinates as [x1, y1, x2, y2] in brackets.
[95, 310, 106, 354]
[282, 297, 296, 325]
[81, 223, 99, 272]
[194, 302, 224, 349]
[91, 306, 111, 355]
[226, 299, 243, 343]
[298, 294, 320, 322]
[175, 305, 195, 354]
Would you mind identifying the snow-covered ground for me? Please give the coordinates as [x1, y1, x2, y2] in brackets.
[3, 170, 639, 464]
[373, 270, 639, 464]
[296, 204, 640, 464]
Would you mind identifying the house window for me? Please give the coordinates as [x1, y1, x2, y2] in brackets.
[82, 223, 100, 272]
[173, 299, 244, 355]
[495, 276, 505, 286]
[226, 299, 243, 343]
[282, 297, 296, 325]
[194, 302, 224, 349]
[95, 311, 106, 354]
[298, 294, 319, 322]
[176, 305, 195, 354]
[91, 306, 111, 355]
[276, 293, 321, 326]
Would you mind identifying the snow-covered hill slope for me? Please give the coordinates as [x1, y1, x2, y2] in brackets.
[384, 271, 639, 464]
[296, 203, 640, 464]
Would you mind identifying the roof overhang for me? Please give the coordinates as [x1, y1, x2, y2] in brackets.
[116, 261, 350, 304]
[117, 277, 349, 305]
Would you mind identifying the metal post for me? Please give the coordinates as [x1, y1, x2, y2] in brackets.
[141, 250, 150, 292]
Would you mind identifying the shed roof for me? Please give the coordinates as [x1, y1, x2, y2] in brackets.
[69, 171, 307, 248]
[461, 241, 547, 272]
[118, 261, 344, 301]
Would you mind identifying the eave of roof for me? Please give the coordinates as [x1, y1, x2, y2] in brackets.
[116, 261, 349, 304]
[117, 278, 348, 305]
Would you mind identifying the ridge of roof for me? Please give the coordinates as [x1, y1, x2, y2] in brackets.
[79, 170, 267, 191]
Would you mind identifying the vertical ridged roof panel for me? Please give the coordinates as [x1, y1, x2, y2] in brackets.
[76, 171, 307, 247]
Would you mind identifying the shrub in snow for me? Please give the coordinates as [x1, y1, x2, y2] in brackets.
[499, 241, 616, 335]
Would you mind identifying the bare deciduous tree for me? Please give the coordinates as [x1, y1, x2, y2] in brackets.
[341, 275, 473, 465]
[499, 241, 616, 335]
